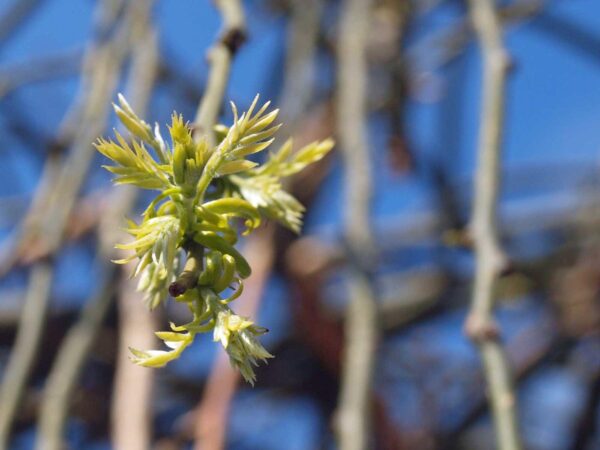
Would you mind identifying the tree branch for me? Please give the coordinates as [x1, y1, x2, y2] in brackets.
[110, 270, 157, 450]
[406, 0, 545, 73]
[335, 0, 378, 449]
[110, 29, 162, 449]
[0, 48, 82, 99]
[278, 0, 322, 127]
[193, 0, 246, 145]
[464, 1, 522, 449]
[0, 0, 44, 45]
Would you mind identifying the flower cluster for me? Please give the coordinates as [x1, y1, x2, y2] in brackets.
[96, 94, 333, 383]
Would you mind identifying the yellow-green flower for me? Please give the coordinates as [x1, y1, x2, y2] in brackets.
[96, 94, 333, 383]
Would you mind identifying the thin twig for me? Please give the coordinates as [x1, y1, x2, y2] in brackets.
[0, 0, 44, 45]
[0, 0, 133, 447]
[335, 0, 378, 449]
[278, 0, 322, 128]
[0, 48, 82, 99]
[107, 30, 160, 449]
[463, 1, 522, 449]
[406, 0, 545, 73]
[35, 196, 141, 450]
[193, 0, 246, 145]
[105, 30, 162, 446]
[111, 270, 158, 450]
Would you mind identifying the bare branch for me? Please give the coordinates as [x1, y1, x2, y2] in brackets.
[107, 35, 161, 447]
[35, 259, 119, 450]
[406, 0, 545, 73]
[334, 0, 378, 449]
[0, 48, 82, 99]
[278, 0, 322, 127]
[193, 0, 247, 145]
[0, 0, 44, 45]
[109, 28, 161, 449]
[111, 272, 157, 450]
[464, 0, 522, 449]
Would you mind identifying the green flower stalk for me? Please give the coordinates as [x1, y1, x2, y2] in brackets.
[96, 94, 333, 384]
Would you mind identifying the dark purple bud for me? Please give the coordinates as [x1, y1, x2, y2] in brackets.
[169, 282, 186, 297]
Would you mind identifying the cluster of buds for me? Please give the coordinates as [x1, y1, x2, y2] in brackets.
[96, 94, 333, 383]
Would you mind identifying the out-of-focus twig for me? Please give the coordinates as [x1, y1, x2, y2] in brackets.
[193, 0, 246, 145]
[0, 0, 133, 447]
[111, 269, 158, 450]
[0, 0, 44, 45]
[463, 1, 522, 450]
[110, 18, 159, 450]
[364, 0, 413, 174]
[335, 0, 378, 449]
[34, 194, 133, 450]
[278, 0, 322, 128]
[0, 137, 74, 279]
[533, 11, 600, 66]
[0, 48, 82, 99]
[35, 3, 158, 449]
[406, 0, 545, 73]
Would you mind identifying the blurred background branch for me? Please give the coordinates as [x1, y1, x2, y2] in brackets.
[0, 0, 44, 46]
[335, 0, 378, 449]
[0, 0, 599, 449]
[464, 0, 521, 449]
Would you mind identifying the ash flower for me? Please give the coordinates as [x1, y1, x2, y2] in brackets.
[213, 310, 253, 348]
[96, 94, 332, 383]
[214, 310, 273, 384]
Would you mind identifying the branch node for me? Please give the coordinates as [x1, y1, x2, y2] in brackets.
[221, 28, 247, 54]
[464, 313, 500, 343]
